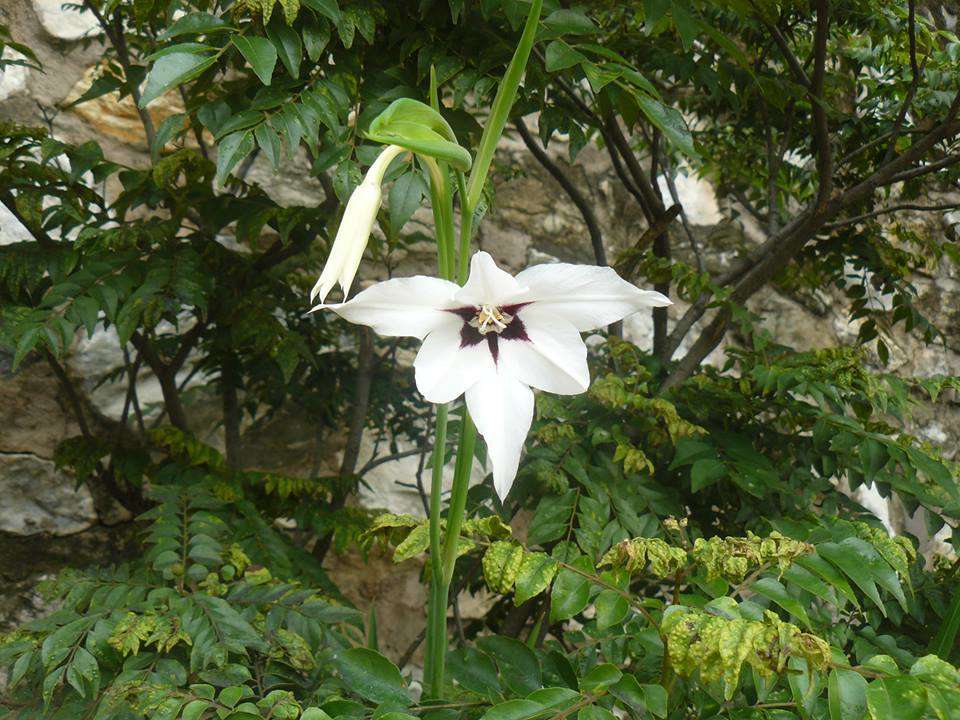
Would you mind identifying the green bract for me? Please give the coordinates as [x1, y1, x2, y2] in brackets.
[365, 98, 472, 172]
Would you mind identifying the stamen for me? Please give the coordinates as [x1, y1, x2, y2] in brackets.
[469, 304, 514, 335]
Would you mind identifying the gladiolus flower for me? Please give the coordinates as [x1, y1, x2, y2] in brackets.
[310, 144, 406, 303]
[313, 251, 670, 499]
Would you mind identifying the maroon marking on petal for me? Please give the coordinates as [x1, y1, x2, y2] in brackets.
[487, 334, 499, 364]
[500, 301, 532, 316]
[500, 316, 530, 342]
[447, 306, 478, 320]
[460, 322, 483, 348]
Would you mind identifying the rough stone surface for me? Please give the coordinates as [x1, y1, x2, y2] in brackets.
[64, 64, 186, 149]
[0, 199, 34, 246]
[0, 452, 96, 535]
[32, 0, 99, 41]
[0, 48, 30, 101]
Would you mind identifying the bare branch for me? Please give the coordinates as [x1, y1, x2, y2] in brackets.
[810, 0, 832, 206]
[45, 350, 92, 438]
[824, 201, 960, 229]
[882, 0, 923, 165]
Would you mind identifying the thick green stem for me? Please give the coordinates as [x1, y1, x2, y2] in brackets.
[422, 0, 540, 696]
[441, 413, 477, 586]
[423, 404, 448, 695]
[455, 171, 472, 283]
[464, 0, 543, 213]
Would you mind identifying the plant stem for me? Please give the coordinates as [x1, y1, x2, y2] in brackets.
[424, 403, 448, 694]
[464, 0, 544, 212]
[441, 414, 477, 587]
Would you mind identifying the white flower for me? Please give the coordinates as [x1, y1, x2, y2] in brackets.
[310, 144, 406, 304]
[314, 251, 671, 499]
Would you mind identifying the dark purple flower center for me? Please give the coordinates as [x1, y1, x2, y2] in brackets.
[449, 303, 531, 364]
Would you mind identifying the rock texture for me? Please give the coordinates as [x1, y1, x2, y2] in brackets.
[32, 0, 99, 41]
[0, 453, 96, 535]
[0, 48, 29, 101]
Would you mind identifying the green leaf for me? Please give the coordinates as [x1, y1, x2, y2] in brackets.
[550, 562, 591, 622]
[447, 647, 501, 697]
[161, 12, 233, 39]
[483, 541, 525, 594]
[859, 438, 886, 477]
[828, 668, 868, 720]
[542, 9, 597, 36]
[595, 589, 630, 629]
[579, 664, 622, 693]
[514, 552, 558, 605]
[300, 711, 334, 720]
[182, 700, 211, 720]
[233, 35, 278, 85]
[636, 95, 697, 158]
[544, 39, 587, 72]
[751, 577, 812, 629]
[254, 124, 282, 170]
[930, 590, 960, 661]
[215, 131, 255, 187]
[393, 524, 430, 562]
[479, 699, 545, 720]
[266, 20, 302, 79]
[642, 684, 668, 719]
[302, 0, 341, 23]
[527, 688, 579, 710]
[671, 2, 699, 51]
[140, 52, 216, 107]
[477, 635, 541, 695]
[336, 647, 409, 706]
[302, 17, 331, 61]
[690, 458, 725, 492]
[528, 490, 577, 546]
[151, 112, 187, 161]
[865, 677, 927, 720]
[388, 171, 427, 233]
[795, 553, 860, 609]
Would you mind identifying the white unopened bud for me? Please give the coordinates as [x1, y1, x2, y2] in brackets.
[310, 144, 406, 304]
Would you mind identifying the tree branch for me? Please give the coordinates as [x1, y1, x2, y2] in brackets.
[810, 0, 832, 207]
[662, 91, 960, 390]
[824, 201, 960, 229]
[81, 1, 156, 148]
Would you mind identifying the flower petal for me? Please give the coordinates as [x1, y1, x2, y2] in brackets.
[455, 251, 529, 307]
[317, 276, 459, 339]
[515, 263, 671, 331]
[414, 317, 495, 403]
[499, 307, 589, 394]
[465, 369, 534, 501]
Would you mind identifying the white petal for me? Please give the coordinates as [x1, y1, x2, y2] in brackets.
[414, 318, 495, 403]
[465, 369, 534, 501]
[515, 263, 671, 331]
[498, 306, 589, 394]
[455, 251, 529, 307]
[318, 276, 459, 339]
[337, 183, 383, 298]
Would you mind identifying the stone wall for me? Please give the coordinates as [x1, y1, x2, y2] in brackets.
[2, 0, 959, 650]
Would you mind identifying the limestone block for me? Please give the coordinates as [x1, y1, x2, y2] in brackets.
[0, 453, 95, 535]
[33, 0, 100, 41]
